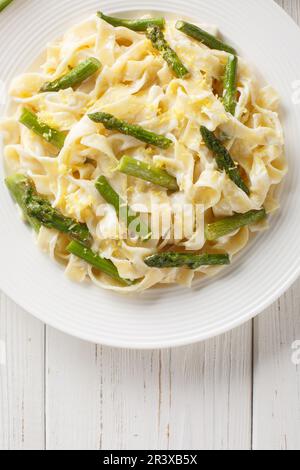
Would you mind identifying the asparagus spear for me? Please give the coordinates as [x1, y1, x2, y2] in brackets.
[67, 241, 133, 286]
[117, 156, 179, 191]
[223, 55, 238, 115]
[5, 174, 92, 246]
[88, 112, 172, 149]
[205, 209, 267, 241]
[0, 0, 13, 12]
[175, 21, 237, 55]
[200, 126, 250, 195]
[19, 108, 66, 150]
[95, 176, 151, 239]
[146, 25, 189, 79]
[40, 58, 101, 93]
[27, 197, 92, 246]
[5, 174, 41, 232]
[98, 11, 165, 32]
[144, 252, 230, 269]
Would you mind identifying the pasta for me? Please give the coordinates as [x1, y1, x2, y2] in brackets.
[0, 14, 287, 293]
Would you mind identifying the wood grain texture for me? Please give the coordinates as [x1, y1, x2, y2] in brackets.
[96, 324, 252, 451]
[45, 327, 101, 450]
[162, 326, 252, 450]
[44, 324, 251, 450]
[253, 284, 300, 450]
[0, 294, 45, 450]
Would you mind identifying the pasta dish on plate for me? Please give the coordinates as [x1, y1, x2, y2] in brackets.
[0, 11, 287, 293]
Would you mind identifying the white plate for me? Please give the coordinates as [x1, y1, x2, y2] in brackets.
[0, 0, 299, 349]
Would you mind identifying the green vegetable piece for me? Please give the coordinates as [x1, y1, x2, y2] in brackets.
[88, 112, 172, 149]
[98, 11, 165, 32]
[223, 54, 238, 115]
[200, 126, 250, 195]
[117, 156, 179, 191]
[40, 58, 101, 93]
[95, 176, 151, 239]
[146, 25, 189, 78]
[205, 209, 267, 241]
[0, 0, 13, 13]
[144, 252, 230, 269]
[67, 241, 133, 286]
[5, 174, 41, 232]
[19, 108, 66, 150]
[5, 174, 92, 246]
[176, 21, 237, 55]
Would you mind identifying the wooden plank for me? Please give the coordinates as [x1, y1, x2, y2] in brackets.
[98, 348, 167, 450]
[98, 324, 252, 450]
[45, 327, 101, 450]
[253, 280, 300, 450]
[276, 0, 300, 21]
[167, 325, 252, 450]
[0, 293, 45, 450]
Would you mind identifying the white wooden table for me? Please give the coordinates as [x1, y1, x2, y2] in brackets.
[1, 0, 300, 451]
